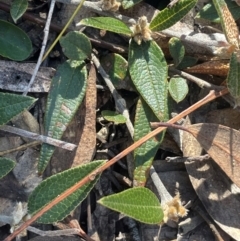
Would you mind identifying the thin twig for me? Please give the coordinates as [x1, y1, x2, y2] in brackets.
[165, 154, 211, 163]
[0, 141, 41, 156]
[149, 165, 172, 204]
[4, 88, 229, 241]
[22, 0, 56, 96]
[0, 125, 76, 151]
[27, 226, 80, 237]
[169, 66, 225, 90]
[91, 53, 134, 138]
[42, 0, 87, 61]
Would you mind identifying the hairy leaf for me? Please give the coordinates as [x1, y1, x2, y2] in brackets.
[10, 0, 28, 23]
[227, 52, 240, 107]
[0, 158, 16, 179]
[149, 0, 197, 31]
[177, 56, 198, 70]
[133, 98, 164, 186]
[101, 53, 129, 89]
[0, 92, 36, 125]
[168, 37, 185, 66]
[101, 110, 127, 124]
[169, 77, 189, 103]
[60, 31, 92, 61]
[129, 40, 168, 120]
[99, 187, 163, 224]
[0, 20, 32, 61]
[79, 17, 132, 36]
[38, 60, 87, 174]
[29, 160, 105, 223]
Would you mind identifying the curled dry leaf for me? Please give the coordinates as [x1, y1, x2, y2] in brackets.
[187, 123, 240, 188]
[153, 120, 240, 240]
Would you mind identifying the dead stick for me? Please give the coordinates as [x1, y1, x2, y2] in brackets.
[4, 88, 229, 241]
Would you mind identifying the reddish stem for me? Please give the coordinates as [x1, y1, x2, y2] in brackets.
[4, 88, 229, 241]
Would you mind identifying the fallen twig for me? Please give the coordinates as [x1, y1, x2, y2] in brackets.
[0, 125, 76, 151]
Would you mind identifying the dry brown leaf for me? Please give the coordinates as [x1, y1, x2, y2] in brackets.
[185, 60, 229, 76]
[72, 64, 97, 167]
[206, 108, 240, 130]
[187, 123, 240, 187]
[185, 158, 240, 241]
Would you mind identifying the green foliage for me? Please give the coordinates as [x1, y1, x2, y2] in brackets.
[177, 56, 198, 70]
[79, 17, 132, 36]
[101, 110, 127, 124]
[60, 31, 92, 61]
[195, 0, 240, 23]
[0, 0, 199, 228]
[10, 0, 28, 23]
[227, 53, 240, 107]
[169, 77, 189, 103]
[99, 187, 163, 224]
[29, 160, 105, 223]
[129, 40, 168, 120]
[169, 37, 185, 66]
[149, 0, 198, 31]
[38, 60, 87, 174]
[133, 98, 164, 186]
[0, 92, 36, 125]
[0, 20, 32, 61]
[100, 53, 129, 88]
[0, 158, 16, 179]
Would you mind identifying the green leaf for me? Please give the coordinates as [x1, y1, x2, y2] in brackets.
[101, 53, 128, 83]
[101, 110, 127, 124]
[129, 40, 168, 120]
[0, 20, 32, 61]
[0, 92, 36, 125]
[10, 0, 28, 23]
[98, 187, 163, 224]
[121, 0, 143, 9]
[0, 158, 16, 179]
[195, 0, 240, 23]
[133, 98, 164, 186]
[169, 37, 185, 66]
[79, 17, 132, 36]
[149, 0, 197, 31]
[100, 53, 132, 90]
[227, 52, 240, 107]
[38, 60, 87, 174]
[60, 31, 92, 61]
[29, 160, 105, 223]
[169, 77, 189, 103]
[177, 56, 198, 70]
